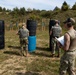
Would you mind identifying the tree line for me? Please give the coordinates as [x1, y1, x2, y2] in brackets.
[0, 1, 76, 27]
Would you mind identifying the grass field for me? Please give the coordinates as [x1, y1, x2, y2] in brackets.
[0, 29, 76, 75]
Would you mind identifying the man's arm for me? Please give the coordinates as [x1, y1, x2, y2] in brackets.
[59, 27, 62, 36]
[59, 33, 70, 51]
[63, 33, 70, 51]
[60, 28, 62, 36]
[50, 30, 52, 35]
[16, 30, 20, 35]
[50, 27, 53, 35]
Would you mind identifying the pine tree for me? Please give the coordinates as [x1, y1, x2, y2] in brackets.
[72, 2, 76, 10]
[61, 1, 69, 11]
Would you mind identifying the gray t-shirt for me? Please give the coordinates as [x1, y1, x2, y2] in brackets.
[18, 28, 29, 38]
[51, 24, 62, 37]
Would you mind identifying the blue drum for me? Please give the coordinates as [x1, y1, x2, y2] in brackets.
[28, 36, 36, 52]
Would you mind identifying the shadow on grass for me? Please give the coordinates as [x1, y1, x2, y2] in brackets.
[3, 50, 21, 56]
[30, 51, 51, 57]
[16, 71, 40, 75]
[8, 45, 20, 50]
[29, 46, 51, 57]
[36, 46, 51, 51]
[3, 45, 21, 56]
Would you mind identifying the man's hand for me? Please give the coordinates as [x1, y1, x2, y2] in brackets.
[58, 42, 63, 48]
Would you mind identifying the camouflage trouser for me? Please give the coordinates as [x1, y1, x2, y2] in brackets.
[20, 38, 28, 55]
[51, 37, 60, 55]
[59, 51, 76, 75]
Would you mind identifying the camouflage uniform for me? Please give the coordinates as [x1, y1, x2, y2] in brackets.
[51, 24, 62, 57]
[59, 52, 76, 75]
[18, 27, 29, 56]
[20, 38, 28, 54]
[51, 37, 59, 56]
[59, 29, 76, 75]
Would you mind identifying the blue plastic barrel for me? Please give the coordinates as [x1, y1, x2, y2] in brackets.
[28, 36, 36, 52]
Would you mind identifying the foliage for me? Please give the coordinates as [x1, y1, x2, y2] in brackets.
[29, 14, 37, 20]
[53, 6, 60, 11]
[19, 7, 26, 15]
[0, 2, 76, 28]
[72, 2, 76, 10]
[0, 6, 2, 12]
[61, 1, 70, 11]
[40, 10, 52, 18]
[2, 7, 6, 12]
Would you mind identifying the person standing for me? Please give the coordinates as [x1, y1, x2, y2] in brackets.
[9, 20, 13, 31]
[50, 20, 62, 57]
[42, 19, 45, 31]
[17, 23, 29, 57]
[16, 22, 19, 29]
[59, 18, 76, 75]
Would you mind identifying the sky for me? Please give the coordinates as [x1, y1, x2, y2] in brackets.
[0, 0, 76, 10]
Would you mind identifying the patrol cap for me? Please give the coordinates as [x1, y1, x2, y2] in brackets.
[22, 23, 26, 26]
[55, 20, 58, 22]
[55, 20, 60, 24]
[63, 18, 75, 25]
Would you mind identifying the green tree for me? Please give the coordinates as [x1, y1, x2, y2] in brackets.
[72, 2, 76, 10]
[13, 7, 19, 14]
[19, 7, 26, 15]
[10, 7, 19, 18]
[40, 10, 52, 18]
[0, 6, 2, 12]
[27, 8, 32, 12]
[6, 9, 11, 12]
[53, 6, 60, 11]
[2, 7, 6, 12]
[61, 1, 69, 11]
